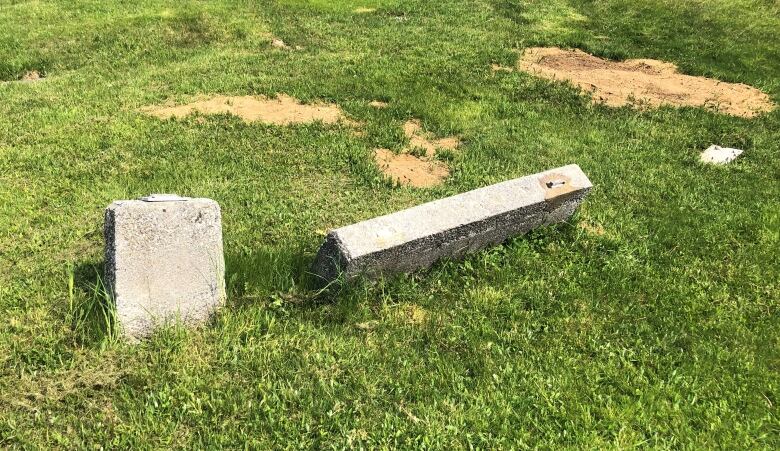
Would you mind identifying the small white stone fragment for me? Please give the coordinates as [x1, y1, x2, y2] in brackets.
[271, 38, 288, 49]
[700, 145, 743, 165]
[104, 195, 225, 341]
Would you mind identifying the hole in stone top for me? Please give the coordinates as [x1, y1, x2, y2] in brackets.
[546, 179, 566, 188]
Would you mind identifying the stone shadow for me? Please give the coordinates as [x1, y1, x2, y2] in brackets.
[68, 259, 116, 345]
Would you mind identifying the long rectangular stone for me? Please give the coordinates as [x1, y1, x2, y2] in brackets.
[104, 195, 225, 341]
[311, 164, 592, 283]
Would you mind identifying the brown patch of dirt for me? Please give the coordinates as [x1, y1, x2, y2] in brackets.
[374, 149, 449, 188]
[369, 100, 389, 108]
[21, 70, 42, 81]
[4, 70, 44, 84]
[518, 47, 775, 118]
[270, 38, 302, 51]
[141, 94, 349, 125]
[271, 38, 289, 49]
[374, 120, 460, 188]
[403, 119, 459, 157]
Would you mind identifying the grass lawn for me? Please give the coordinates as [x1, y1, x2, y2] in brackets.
[1, 0, 779, 447]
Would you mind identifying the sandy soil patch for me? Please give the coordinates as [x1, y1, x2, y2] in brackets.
[141, 94, 349, 125]
[270, 38, 302, 51]
[518, 47, 775, 118]
[271, 38, 288, 49]
[374, 149, 449, 188]
[3, 70, 44, 84]
[21, 70, 42, 81]
[374, 120, 459, 188]
[404, 120, 459, 156]
[369, 100, 389, 108]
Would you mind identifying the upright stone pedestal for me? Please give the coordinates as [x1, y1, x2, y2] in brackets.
[104, 195, 225, 341]
[311, 164, 592, 284]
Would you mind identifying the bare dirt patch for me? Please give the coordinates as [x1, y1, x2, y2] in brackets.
[403, 120, 459, 156]
[3, 70, 44, 84]
[518, 47, 775, 118]
[269, 38, 302, 51]
[141, 94, 349, 125]
[369, 100, 389, 108]
[374, 149, 449, 188]
[271, 38, 289, 49]
[21, 70, 42, 81]
[374, 120, 459, 188]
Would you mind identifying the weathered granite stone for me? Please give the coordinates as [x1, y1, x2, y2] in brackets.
[311, 164, 592, 284]
[104, 195, 225, 340]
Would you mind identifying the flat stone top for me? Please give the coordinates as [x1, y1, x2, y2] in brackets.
[108, 197, 218, 211]
[332, 164, 591, 258]
[139, 193, 191, 202]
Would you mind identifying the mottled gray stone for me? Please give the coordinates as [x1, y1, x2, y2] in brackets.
[311, 164, 592, 284]
[104, 195, 225, 341]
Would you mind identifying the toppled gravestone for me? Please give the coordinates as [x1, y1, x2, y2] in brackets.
[311, 164, 592, 284]
[104, 194, 225, 341]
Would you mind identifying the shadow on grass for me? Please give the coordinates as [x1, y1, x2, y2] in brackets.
[67, 260, 117, 347]
[223, 219, 592, 335]
[224, 241, 346, 308]
[67, 221, 592, 346]
[65, 221, 587, 345]
[65, 244, 329, 346]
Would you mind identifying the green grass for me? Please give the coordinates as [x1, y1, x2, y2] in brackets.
[1, 0, 779, 447]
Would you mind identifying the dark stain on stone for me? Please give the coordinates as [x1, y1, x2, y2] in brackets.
[539, 173, 577, 200]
